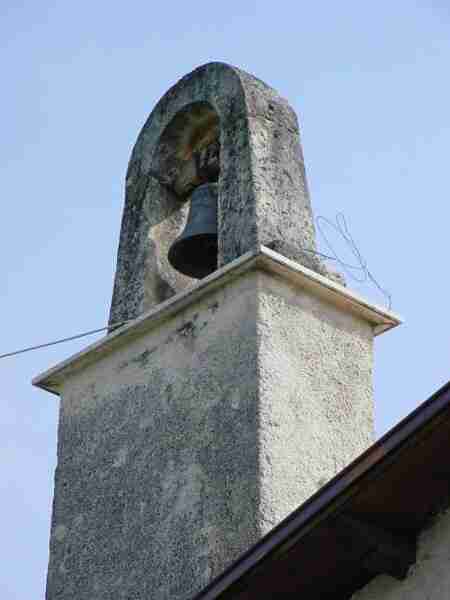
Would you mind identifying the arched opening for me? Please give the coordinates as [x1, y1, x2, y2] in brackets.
[151, 101, 220, 198]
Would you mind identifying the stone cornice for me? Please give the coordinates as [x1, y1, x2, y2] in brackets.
[33, 246, 402, 395]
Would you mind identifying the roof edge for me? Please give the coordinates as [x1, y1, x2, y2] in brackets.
[193, 379, 450, 599]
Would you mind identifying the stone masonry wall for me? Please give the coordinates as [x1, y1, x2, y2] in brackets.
[46, 266, 375, 600]
[47, 272, 261, 600]
[257, 271, 374, 532]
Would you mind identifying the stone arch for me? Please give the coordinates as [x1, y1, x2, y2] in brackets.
[109, 62, 325, 325]
[150, 101, 220, 198]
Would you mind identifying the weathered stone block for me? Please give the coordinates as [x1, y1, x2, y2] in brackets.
[108, 62, 336, 327]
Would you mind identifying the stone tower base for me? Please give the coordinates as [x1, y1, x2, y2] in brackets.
[34, 247, 400, 600]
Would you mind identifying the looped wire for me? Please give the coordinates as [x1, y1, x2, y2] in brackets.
[314, 212, 392, 309]
[1, 214, 392, 360]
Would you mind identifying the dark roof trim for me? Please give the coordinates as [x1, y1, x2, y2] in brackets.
[194, 380, 450, 599]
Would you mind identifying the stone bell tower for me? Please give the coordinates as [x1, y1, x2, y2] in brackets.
[34, 63, 400, 600]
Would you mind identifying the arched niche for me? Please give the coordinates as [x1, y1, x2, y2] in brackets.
[109, 62, 328, 326]
[151, 101, 220, 198]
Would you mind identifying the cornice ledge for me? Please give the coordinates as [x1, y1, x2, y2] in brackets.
[33, 246, 402, 395]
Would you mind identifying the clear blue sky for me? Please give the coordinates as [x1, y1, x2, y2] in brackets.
[1, 1, 450, 597]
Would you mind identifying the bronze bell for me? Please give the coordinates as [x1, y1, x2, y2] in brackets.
[168, 183, 218, 278]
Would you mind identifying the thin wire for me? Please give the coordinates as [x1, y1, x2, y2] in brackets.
[314, 212, 392, 309]
[0, 321, 130, 360]
[1, 213, 391, 360]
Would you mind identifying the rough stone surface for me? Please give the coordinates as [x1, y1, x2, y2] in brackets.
[257, 271, 374, 530]
[48, 273, 260, 600]
[352, 509, 450, 600]
[109, 62, 337, 327]
[46, 268, 374, 600]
